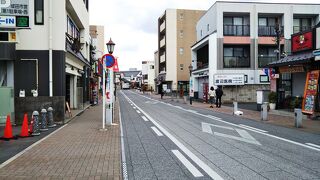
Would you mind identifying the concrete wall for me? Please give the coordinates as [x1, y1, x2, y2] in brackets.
[222, 84, 270, 103]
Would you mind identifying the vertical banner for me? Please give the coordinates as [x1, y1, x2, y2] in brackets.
[302, 70, 320, 114]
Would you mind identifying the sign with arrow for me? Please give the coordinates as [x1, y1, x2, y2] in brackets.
[201, 122, 261, 145]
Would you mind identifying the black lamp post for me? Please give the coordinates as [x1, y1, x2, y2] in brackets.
[188, 64, 193, 76]
[106, 38, 115, 54]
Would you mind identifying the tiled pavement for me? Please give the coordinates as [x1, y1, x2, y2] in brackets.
[0, 101, 121, 179]
[146, 92, 320, 134]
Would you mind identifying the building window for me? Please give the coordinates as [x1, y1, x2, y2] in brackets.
[200, 30, 202, 37]
[179, 48, 184, 55]
[150, 65, 154, 69]
[179, 13, 184, 20]
[260, 75, 270, 83]
[207, 24, 210, 32]
[180, 30, 183, 38]
[67, 16, 80, 40]
[258, 46, 278, 68]
[223, 46, 250, 68]
[244, 75, 248, 83]
[180, 64, 184, 70]
[223, 16, 250, 36]
[258, 17, 281, 36]
[0, 61, 7, 86]
[293, 18, 312, 33]
[34, 0, 44, 25]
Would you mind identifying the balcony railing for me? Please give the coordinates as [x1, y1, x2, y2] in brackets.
[258, 56, 278, 68]
[258, 26, 284, 36]
[223, 56, 250, 68]
[196, 62, 208, 70]
[223, 25, 250, 36]
[293, 26, 312, 34]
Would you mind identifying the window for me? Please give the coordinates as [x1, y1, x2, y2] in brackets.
[179, 48, 184, 55]
[67, 16, 80, 39]
[207, 24, 210, 32]
[34, 0, 44, 25]
[180, 64, 184, 70]
[179, 13, 184, 20]
[260, 75, 270, 83]
[150, 65, 154, 69]
[244, 75, 248, 83]
[223, 46, 250, 68]
[293, 18, 312, 33]
[223, 16, 250, 36]
[180, 30, 183, 38]
[200, 30, 202, 37]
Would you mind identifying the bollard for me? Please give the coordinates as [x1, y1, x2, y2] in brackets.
[40, 109, 48, 131]
[294, 108, 302, 128]
[47, 107, 56, 128]
[261, 102, 268, 121]
[32, 111, 40, 136]
[233, 102, 238, 115]
[183, 96, 187, 104]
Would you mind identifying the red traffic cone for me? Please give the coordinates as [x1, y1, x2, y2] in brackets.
[19, 114, 29, 137]
[1, 115, 14, 140]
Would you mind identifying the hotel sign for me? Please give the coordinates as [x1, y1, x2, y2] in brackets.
[214, 74, 244, 86]
[291, 31, 313, 53]
[0, 0, 29, 16]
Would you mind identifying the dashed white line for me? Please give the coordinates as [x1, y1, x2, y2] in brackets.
[172, 150, 203, 177]
[151, 126, 164, 136]
[136, 110, 141, 114]
[239, 124, 268, 133]
[141, 116, 149, 122]
[133, 107, 136, 109]
[306, 143, 320, 149]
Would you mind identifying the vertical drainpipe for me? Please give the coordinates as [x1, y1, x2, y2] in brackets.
[49, 0, 53, 96]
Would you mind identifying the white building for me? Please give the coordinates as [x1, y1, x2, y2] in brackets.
[142, 61, 155, 91]
[191, 1, 320, 102]
[0, 0, 90, 124]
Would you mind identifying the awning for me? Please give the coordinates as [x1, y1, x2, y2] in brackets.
[268, 51, 314, 67]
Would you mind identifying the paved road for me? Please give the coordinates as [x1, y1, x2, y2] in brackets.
[119, 90, 320, 180]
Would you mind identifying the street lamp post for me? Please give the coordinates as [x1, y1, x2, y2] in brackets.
[188, 64, 193, 105]
[102, 38, 115, 129]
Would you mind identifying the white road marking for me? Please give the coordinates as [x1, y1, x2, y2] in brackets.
[136, 110, 141, 114]
[141, 116, 149, 122]
[151, 126, 164, 136]
[121, 92, 224, 180]
[202, 122, 261, 145]
[172, 150, 203, 177]
[119, 101, 129, 180]
[239, 124, 268, 133]
[0, 124, 68, 169]
[187, 110, 197, 113]
[133, 107, 136, 109]
[206, 115, 222, 120]
[306, 143, 320, 149]
[128, 91, 320, 152]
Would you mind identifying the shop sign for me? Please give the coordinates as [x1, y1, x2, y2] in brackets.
[314, 50, 320, 61]
[214, 74, 244, 86]
[302, 70, 320, 114]
[291, 31, 313, 53]
[279, 66, 304, 73]
[0, 0, 29, 16]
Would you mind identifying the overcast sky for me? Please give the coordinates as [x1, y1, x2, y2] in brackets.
[89, 0, 319, 71]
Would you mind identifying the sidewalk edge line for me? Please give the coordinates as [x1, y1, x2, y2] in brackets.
[119, 97, 129, 180]
[0, 124, 68, 169]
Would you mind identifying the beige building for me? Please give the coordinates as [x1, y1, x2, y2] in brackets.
[156, 9, 205, 95]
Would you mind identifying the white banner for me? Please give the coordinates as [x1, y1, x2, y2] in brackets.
[214, 74, 245, 86]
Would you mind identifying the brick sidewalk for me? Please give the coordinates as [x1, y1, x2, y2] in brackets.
[146, 92, 320, 134]
[0, 102, 121, 179]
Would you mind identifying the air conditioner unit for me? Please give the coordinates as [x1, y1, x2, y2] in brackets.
[80, 36, 85, 44]
[0, 31, 17, 42]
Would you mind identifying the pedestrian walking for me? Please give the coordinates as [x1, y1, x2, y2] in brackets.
[208, 86, 216, 108]
[160, 89, 164, 99]
[215, 86, 223, 108]
[189, 89, 194, 105]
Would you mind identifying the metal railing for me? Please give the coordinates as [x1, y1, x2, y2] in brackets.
[223, 56, 250, 68]
[223, 25, 250, 36]
[258, 26, 284, 36]
[258, 56, 278, 68]
[293, 26, 312, 33]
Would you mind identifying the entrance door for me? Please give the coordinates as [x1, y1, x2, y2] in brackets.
[203, 83, 209, 103]
[0, 87, 14, 124]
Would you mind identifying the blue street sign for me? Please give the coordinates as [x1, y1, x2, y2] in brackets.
[102, 54, 115, 68]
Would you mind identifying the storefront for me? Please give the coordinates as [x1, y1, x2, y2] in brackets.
[269, 24, 320, 116]
[192, 69, 209, 102]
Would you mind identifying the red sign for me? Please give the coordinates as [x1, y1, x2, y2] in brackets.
[113, 58, 119, 72]
[291, 31, 313, 53]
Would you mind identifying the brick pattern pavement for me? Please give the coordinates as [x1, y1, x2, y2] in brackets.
[148, 92, 320, 134]
[0, 103, 121, 180]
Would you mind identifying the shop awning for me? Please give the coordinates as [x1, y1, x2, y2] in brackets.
[268, 52, 314, 67]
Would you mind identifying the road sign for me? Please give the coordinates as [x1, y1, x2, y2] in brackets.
[0, 16, 15, 27]
[102, 54, 115, 68]
[201, 122, 261, 145]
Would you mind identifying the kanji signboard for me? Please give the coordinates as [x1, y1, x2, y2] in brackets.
[214, 74, 245, 86]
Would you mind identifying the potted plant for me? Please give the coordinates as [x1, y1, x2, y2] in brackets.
[268, 91, 277, 110]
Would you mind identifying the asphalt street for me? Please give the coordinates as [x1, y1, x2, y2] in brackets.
[119, 90, 320, 180]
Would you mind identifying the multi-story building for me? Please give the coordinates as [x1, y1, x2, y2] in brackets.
[141, 61, 155, 91]
[191, 1, 320, 102]
[89, 25, 105, 105]
[0, 0, 90, 124]
[154, 50, 159, 93]
[156, 9, 205, 95]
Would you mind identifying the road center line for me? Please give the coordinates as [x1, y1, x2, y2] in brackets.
[239, 124, 268, 133]
[172, 150, 203, 177]
[151, 126, 164, 136]
[121, 91, 224, 180]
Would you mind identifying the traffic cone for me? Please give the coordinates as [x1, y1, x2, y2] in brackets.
[1, 115, 15, 140]
[19, 114, 30, 137]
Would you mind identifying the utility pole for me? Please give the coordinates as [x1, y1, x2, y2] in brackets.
[275, 17, 282, 60]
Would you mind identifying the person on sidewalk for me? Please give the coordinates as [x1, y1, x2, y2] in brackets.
[208, 86, 216, 108]
[215, 86, 223, 108]
[160, 89, 164, 99]
[189, 89, 194, 105]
